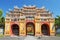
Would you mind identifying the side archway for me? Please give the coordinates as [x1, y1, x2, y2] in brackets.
[11, 24, 19, 36]
[41, 24, 50, 36]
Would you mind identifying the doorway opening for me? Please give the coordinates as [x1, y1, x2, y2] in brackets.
[26, 22, 35, 36]
[11, 24, 19, 36]
[41, 24, 50, 36]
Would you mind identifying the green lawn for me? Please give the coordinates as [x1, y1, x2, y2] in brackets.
[56, 34, 60, 37]
[0, 34, 4, 38]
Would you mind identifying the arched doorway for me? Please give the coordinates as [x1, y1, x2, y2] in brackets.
[11, 24, 19, 36]
[26, 22, 35, 36]
[41, 24, 50, 36]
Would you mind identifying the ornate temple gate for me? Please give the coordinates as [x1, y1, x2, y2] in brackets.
[5, 5, 55, 36]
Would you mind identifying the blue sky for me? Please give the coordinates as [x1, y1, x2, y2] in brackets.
[0, 0, 60, 17]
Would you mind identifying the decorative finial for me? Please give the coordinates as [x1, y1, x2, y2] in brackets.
[24, 5, 27, 7]
[32, 5, 36, 7]
[14, 6, 19, 9]
[29, 5, 31, 7]
[41, 6, 45, 9]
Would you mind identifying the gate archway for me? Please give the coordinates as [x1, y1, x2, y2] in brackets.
[41, 24, 50, 36]
[26, 22, 35, 36]
[11, 24, 19, 36]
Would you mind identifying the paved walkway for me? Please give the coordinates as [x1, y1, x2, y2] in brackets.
[24, 35, 37, 40]
[0, 35, 60, 40]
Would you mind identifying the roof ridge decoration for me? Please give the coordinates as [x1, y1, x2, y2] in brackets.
[23, 5, 36, 7]
[14, 6, 19, 9]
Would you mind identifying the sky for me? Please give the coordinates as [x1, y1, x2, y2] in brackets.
[0, 0, 60, 18]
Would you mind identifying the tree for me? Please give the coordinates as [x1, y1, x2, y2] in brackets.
[0, 9, 5, 25]
[55, 16, 60, 30]
[0, 9, 5, 34]
[0, 9, 3, 17]
[0, 9, 3, 23]
[0, 9, 3, 24]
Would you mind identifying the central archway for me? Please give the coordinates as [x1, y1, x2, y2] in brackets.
[41, 24, 50, 36]
[11, 24, 19, 36]
[26, 22, 35, 36]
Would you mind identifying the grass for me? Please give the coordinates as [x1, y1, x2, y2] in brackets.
[0, 34, 4, 38]
[56, 34, 60, 37]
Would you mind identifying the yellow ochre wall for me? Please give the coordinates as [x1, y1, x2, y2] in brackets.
[5, 18, 55, 36]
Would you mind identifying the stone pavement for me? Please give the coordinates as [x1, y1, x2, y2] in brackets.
[0, 35, 60, 40]
[24, 35, 37, 40]
[0, 36, 25, 40]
